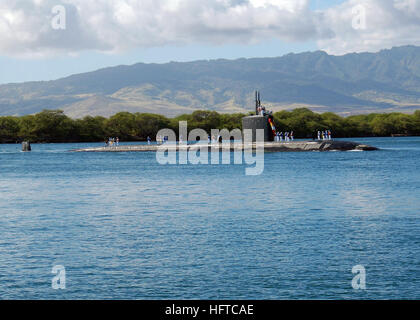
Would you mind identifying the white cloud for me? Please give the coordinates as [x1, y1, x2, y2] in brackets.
[248, 0, 307, 12]
[318, 0, 420, 54]
[0, 0, 320, 57]
[0, 0, 420, 58]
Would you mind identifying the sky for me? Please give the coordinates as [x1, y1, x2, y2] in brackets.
[0, 0, 419, 84]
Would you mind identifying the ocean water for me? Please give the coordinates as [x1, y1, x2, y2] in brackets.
[0, 137, 419, 300]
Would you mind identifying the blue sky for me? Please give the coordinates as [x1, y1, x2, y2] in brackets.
[1, 0, 417, 84]
[310, 0, 346, 9]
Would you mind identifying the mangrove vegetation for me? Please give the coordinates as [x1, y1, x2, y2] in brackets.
[1, 108, 420, 143]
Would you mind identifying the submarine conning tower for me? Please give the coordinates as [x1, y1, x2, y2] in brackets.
[242, 91, 275, 142]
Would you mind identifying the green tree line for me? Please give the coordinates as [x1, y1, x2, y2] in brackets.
[1, 108, 420, 143]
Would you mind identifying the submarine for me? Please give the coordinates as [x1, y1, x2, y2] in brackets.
[73, 91, 378, 152]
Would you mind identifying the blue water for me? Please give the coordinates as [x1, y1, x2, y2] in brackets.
[0, 137, 419, 300]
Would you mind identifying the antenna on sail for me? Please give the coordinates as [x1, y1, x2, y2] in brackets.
[255, 91, 259, 115]
[255, 90, 262, 115]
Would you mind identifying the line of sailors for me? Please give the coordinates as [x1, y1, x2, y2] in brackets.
[105, 137, 119, 147]
[156, 135, 168, 144]
[257, 106, 274, 116]
[317, 130, 332, 140]
[275, 131, 294, 142]
[208, 135, 222, 143]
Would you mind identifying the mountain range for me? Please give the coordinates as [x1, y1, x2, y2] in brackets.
[1, 45, 420, 118]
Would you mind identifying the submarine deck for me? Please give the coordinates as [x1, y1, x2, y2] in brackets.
[72, 140, 378, 152]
